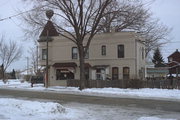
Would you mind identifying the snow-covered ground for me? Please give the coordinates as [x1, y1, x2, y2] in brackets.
[0, 79, 180, 101]
[0, 97, 179, 120]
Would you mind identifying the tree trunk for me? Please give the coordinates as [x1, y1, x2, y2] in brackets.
[2, 65, 5, 83]
[2, 70, 5, 83]
[79, 45, 86, 90]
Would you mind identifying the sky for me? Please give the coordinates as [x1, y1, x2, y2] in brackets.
[149, 0, 180, 59]
[0, 0, 180, 71]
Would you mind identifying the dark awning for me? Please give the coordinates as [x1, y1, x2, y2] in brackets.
[92, 65, 109, 69]
[53, 62, 77, 68]
[84, 63, 91, 68]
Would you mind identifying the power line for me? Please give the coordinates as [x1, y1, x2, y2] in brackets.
[0, 5, 48, 22]
[168, 41, 180, 43]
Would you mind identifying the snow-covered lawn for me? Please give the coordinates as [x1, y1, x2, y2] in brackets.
[0, 98, 179, 120]
[0, 79, 180, 101]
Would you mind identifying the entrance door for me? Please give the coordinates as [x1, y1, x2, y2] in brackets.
[85, 68, 89, 80]
[123, 67, 130, 79]
[112, 67, 119, 80]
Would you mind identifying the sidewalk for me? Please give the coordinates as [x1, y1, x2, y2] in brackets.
[1, 79, 180, 102]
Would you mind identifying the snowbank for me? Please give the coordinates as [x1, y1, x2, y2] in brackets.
[138, 116, 176, 120]
[0, 98, 69, 120]
[82, 88, 180, 100]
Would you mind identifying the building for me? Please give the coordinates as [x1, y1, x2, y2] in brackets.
[167, 49, 180, 76]
[38, 21, 146, 86]
[146, 67, 169, 78]
[145, 59, 169, 78]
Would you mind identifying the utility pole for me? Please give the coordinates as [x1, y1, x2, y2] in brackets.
[45, 9, 54, 88]
[36, 45, 38, 74]
[26, 57, 29, 75]
[45, 30, 49, 88]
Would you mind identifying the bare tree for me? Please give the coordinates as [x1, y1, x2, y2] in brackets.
[139, 19, 171, 56]
[21, 0, 113, 90]
[0, 36, 22, 82]
[99, 0, 171, 56]
[28, 41, 39, 75]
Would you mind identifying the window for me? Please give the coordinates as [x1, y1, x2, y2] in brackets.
[42, 49, 47, 60]
[101, 45, 106, 56]
[142, 47, 144, 60]
[84, 48, 89, 59]
[123, 67, 130, 79]
[169, 57, 173, 62]
[72, 47, 78, 59]
[56, 69, 74, 80]
[118, 45, 124, 58]
[112, 67, 119, 80]
[96, 68, 105, 80]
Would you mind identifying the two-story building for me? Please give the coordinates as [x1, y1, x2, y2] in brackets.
[38, 21, 146, 86]
[167, 49, 180, 76]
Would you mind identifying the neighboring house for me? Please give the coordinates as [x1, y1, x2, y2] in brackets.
[145, 60, 169, 78]
[146, 67, 169, 78]
[38, 21, 146, 86]
[167, 49, 180, 76]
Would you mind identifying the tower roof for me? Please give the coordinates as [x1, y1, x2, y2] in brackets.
[39, 21, 59, 37]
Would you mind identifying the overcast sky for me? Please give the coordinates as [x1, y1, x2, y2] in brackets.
[0, 0, 180, 71]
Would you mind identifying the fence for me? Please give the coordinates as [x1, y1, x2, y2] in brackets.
[67, 77, 180, 89]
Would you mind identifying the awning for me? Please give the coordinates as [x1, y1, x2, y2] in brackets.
[92, 65, 109, 69]
[53, 62, 77, 68]
[84, 63, 91, 68]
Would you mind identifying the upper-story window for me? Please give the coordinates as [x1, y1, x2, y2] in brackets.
[101, 45, 106, 56]
[117, 44, 124, 58]
[72, 47, 78, 59]
[142, 47, 144, 60]
[42, 49, 47, 60]
[84, 48, 89, 59]
[169, 57, 173, 62]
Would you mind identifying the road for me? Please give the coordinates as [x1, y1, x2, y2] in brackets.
[0, 88, 180, 113]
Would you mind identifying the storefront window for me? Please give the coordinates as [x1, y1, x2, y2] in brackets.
[56, 69, 74, 80]
[96, 68, 105, 80]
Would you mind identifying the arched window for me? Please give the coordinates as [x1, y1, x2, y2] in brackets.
[123, 67, 130, 79]
[112, 67, 119, 80]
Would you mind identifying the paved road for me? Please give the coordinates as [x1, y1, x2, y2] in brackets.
[0, 88, 180, 112]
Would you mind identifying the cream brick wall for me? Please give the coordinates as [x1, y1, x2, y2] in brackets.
[38, 32, 145, 86]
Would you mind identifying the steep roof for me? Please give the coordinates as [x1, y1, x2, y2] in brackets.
[39, 21, 59, 37]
